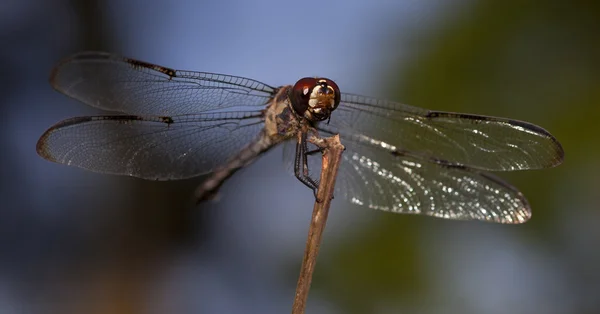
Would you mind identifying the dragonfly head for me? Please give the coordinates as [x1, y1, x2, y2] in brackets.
[290, 77, 340, 122]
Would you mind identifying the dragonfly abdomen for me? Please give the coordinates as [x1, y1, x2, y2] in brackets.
[194, 129, 280, 203]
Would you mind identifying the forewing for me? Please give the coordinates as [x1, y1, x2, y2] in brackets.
[36, 112, 265, 180]
[329, 93, 564, 171]
[50, 52, 276, 115]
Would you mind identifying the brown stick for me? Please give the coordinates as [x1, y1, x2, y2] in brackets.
[291, 134, 345, 314]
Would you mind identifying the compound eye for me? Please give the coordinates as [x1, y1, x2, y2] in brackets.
[320, 79, 340, 110]
[294, 77, 317, 97]
[290, 77, 318, 116]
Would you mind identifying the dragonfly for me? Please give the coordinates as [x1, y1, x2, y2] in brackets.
[37, 52, 564, 223]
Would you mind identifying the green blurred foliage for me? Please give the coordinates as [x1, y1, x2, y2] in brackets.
[315, 1, 600, 313]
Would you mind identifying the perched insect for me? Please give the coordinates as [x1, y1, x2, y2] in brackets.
[38, 52, 564, 223]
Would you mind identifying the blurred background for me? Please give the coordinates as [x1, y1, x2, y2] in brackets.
[0, 0, 597, 313]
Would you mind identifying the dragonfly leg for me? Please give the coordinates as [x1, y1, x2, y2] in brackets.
[305, 147, 324, 156]
[294, 132, 320, 198]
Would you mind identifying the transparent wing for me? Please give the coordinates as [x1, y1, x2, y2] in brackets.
[50, 51, 277, 116]
[334, 139, 530, 223]
[36, 111, 265, 180]
[327, 93, 564, 171]
[283, 131, 529, 223]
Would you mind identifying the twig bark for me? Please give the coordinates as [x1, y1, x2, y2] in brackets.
[291, 134, 345, 314]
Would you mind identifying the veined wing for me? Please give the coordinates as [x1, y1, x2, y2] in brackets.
[315, 134, 531, 223]
[326, 93, 564, 171]
[36, 111, 265, 180]
[50, 52, 276, 116]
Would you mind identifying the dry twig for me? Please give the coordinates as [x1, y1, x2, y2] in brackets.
[291, 134, 345, 314]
